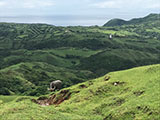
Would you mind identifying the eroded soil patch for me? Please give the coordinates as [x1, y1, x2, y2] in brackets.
[32, 89, 71, 106]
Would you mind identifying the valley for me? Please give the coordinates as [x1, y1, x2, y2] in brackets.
[0, 13, 160, 120]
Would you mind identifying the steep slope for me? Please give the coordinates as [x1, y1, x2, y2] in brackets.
[104, 13, 160, 26]
[0, 62, 94, 96]
[0, 64, 160, 120]
[78, 49, 160, 76]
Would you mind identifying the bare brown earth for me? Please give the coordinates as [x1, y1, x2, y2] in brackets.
[32, 89, 71, 106]
[32, 75, 111, 106]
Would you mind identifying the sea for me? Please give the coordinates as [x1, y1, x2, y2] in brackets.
[0, 15, 109, 26]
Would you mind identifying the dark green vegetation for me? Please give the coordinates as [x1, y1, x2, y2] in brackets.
[0, 13, 160, 95]
[0, 64, 160, 120]
[104, 13, 160, 27]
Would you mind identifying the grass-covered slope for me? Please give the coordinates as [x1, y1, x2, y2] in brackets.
[0, 64, 159, 120]
[103, 18, 127, 27]
[0, 62, 94, 96]
[0, 13, 160, 95]
[104, 13, 160, 26]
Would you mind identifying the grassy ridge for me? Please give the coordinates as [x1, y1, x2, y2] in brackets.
[104, 13, 160, 27]
[0, 64, 159, 120]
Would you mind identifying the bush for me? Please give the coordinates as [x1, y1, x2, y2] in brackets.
[0, 87, 11, 95]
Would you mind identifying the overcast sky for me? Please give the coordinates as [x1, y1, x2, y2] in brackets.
[0, 0, 159, 19]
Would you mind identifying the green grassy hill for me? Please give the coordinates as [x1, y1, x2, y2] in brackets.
[104, 13, 160, 27]
[0, 62, 94, 96]
[103, 19, 127, 27]
[0, 14, 160, 95]
[0, 64, 159, 120]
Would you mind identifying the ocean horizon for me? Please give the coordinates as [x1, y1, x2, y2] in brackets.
[0, 15, 110, 26]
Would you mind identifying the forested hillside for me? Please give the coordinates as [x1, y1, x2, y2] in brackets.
[0, 13, 160, 95]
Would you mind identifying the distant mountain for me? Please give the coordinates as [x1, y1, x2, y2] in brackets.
[104, 13, 160, 26]
[103, 18, 126, 27]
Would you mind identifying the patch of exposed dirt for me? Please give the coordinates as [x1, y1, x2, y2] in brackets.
[133, 90, 144, 96]
[32, 89, 71, 106]
[88, 81, 94, 86]
[79, 84, 87, 88]
[137, 106, 151, 113]
[104, 75, 110, 81]
[109, 97, 125, 106]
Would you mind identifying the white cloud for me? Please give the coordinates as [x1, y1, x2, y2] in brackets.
[91, 0, 160, 9]
[0, 0, 159, 16]
[147, 3, 160, 9]
[0, 1, 6, 6]
[0, 0, 55, 9]
[91, 1, 120, 8]
[23, 0, 55, 8]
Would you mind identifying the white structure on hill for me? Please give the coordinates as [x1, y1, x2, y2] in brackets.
[109, 34, 112, 39]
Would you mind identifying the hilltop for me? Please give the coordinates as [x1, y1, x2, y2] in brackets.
[0, 64, 160, 120]
[104, 13, 160, 26]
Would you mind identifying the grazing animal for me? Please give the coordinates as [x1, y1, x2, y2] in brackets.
[48, 80, 62, 91]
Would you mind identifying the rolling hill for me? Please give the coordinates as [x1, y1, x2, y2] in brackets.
[104, 13, 160, 26]
[0, 13, 160, 95]
[0, 62, 94, 95]
[0, 64, 159, 120]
